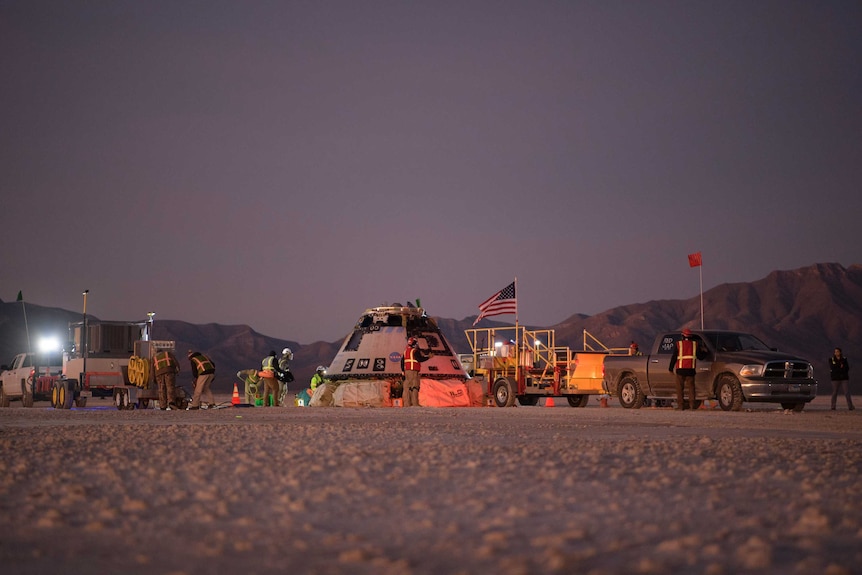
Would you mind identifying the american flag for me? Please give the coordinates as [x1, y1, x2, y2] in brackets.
[473, 281, 517, 326]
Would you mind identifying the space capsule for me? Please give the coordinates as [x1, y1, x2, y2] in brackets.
[327, 304, 468, 382]
[315, 304, 471, 406]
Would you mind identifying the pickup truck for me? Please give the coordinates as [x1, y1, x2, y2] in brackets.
[0, 351, 64, 407]
[602, 330, 818, 411]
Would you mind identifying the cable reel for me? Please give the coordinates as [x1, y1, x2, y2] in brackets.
[128, 356, 150, 388]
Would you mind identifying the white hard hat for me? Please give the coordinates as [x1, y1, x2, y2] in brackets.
[282, 347, 292, 356]
[316, 365, 326, 372]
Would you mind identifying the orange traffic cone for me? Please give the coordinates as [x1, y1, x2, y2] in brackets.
[545, 397, 555, 407]
[600, 396, 609, 408]
[231, 383, 241, 406]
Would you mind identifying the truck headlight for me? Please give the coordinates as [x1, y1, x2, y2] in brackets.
[739, 364, 764, 377]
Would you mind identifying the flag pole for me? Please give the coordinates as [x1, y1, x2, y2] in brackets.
[19, 294, 31, 354]
[699, 263, 704, 330]
[514, 277, 520, 371]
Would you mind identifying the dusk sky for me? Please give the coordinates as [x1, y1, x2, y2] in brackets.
[2, 1, 860, 344]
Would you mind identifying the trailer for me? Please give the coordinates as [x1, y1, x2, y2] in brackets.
[464, 326, 628, 407]
[47, 318, 186, 410]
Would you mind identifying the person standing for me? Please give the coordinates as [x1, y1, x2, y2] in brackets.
[260, 350, 280, 407]
[829, 347, 855, 411]
[669, 329, 697, 410]
[276, 347, 294, 406]
[152, 348, 180, 410]
[187, 350, 216, 410]
[402, 337, 431, 407]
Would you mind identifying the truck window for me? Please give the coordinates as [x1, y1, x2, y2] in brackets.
[658, 336, 677, 354]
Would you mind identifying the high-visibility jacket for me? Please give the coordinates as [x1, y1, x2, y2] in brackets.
[261, 355, 277, 373]
[404, 346, 421, 372]
[311, 372, 325, 390]
[189, 353, 215, 375]
[153, 350, 178, 376]
[675, 339, 697, 370]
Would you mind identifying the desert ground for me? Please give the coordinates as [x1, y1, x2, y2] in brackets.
[0, 395, 860, 575]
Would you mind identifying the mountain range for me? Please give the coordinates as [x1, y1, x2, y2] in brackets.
[2, 262, 860, 393]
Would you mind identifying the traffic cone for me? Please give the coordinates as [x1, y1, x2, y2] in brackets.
[600, 396, 609, 408]
[545, 397, 555, 407]
[231, 383, 241, 406]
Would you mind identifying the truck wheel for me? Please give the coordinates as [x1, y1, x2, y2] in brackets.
[493, 378, 516, 407]
[716, 375, 743, 411]
[20, 381, 34, 407]
[567, 395, 589, 407]
[617, 376, 644, 409]
[0, 387, 9, 408]
[517, 395, 539, 406]
[781, 402, 805, 412]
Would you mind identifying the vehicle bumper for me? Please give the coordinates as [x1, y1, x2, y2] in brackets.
[740, 379, 818, 403]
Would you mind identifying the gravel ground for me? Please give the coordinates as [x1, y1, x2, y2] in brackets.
[0, 395, 860, 575]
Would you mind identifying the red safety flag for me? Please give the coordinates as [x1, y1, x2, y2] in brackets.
[688, 252, 702, 268]
[473, 282, 517, 326]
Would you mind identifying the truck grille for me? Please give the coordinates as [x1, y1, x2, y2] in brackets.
[763, 361, 810, 379]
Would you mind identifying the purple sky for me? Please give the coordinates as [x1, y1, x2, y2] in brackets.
[2, 1, 861, 343]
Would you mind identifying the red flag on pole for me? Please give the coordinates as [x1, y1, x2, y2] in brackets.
[688, 252, 702, 268]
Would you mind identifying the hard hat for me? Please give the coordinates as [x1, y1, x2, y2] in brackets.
[682, 328, 692, 337]
[282, 347, 292, 356]
[316, 365, 326, 372]
[407, 337, 418, 347]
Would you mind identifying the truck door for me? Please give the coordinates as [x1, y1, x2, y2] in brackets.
[692, 336, 714, 399]
[646, 335, 678, 396]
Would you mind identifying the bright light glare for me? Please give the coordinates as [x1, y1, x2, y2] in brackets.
[38, 336, 60, 353]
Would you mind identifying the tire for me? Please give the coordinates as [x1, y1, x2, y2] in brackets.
[114, 389, 126, 411]
[716, 375, 743, 411]
[20, 381, 34, 408]
[617, 375, 644, 409]
[517, 395, 539, 406]
[54, 380, 75, 409]
[493, 378, 516, 407]
[0, 387, 9, 408]
[567, 395, 589, 408]
[51, 381, 60, 409]
[781, 402, 805, 412]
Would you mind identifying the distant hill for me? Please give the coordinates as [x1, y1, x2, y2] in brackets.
[2, 263, 860, 392]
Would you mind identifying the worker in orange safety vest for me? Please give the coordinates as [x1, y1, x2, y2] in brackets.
[669, 329, 698, 410]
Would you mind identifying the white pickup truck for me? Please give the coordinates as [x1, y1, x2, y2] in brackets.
[0, 351, 64, 407]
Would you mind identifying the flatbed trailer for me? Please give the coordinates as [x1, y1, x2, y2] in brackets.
[464, 326, 628, 407]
